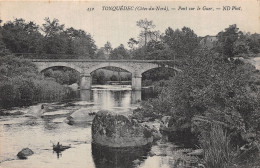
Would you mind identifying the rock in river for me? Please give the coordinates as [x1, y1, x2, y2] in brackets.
[67, 108, 96, 124]
[160, 116, 177, 132]
[92, 110, 153, 147]
[17, 148, 34, 159]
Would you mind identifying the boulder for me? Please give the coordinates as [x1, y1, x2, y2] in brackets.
[160, 116, 177, 132]
[92, 110, 153, 147]
[187, 149, 204, 156]
[68, 83, 79, 91]
[145, 124, 162, 141]
[17, 148, 34, 159]
[67, 108, 96, 124]
[25, 104, 45, 118]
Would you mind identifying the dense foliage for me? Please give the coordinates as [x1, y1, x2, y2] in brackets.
[0, 55, 70, 108]
[43, 68, 80, 85]
[1, 18, 97, 59]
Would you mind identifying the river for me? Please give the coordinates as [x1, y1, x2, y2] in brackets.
[0, 85, 194, 168]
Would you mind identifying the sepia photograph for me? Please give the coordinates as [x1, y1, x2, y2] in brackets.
[0, 0, 260, 167]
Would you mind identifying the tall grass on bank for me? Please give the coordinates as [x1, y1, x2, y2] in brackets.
[200, 124, 233, 168]
[33, 78, 68, 102]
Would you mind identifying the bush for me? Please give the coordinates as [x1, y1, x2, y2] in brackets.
[33, 78, 68, 102]
[110, 74, 118, 81]
[0, 54, 71, 108]
[0, 81, 16, 108]
[96, 71, 107, 84]
[14, 77, 35, 106]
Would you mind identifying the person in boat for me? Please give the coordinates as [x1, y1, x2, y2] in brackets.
[57, 142, 62, 149]
[53, 142, 63, 151]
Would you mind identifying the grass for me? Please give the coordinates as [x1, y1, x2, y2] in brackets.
[199, 124, 233, 168]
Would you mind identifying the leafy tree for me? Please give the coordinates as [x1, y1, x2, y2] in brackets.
[248, 33, 260, 54]
[1, 18, 43, 53]
[233, 33, 250, 56]
[131, 47, 147, 60]
[57, 27, 97, 58]
[215, 24, 241, 59]
[42, 17, 65, 38]
[146, 48, 259, 134]
[95, 48, 107, 60]
[163, 27, 199, 58]
[136, 18, 156, 47]
[104, 41, 112, 55]
[109, 44, 130, 59]
[41, 18, 66, 55]
[71, 30, 97, 59]
[127, 38, 139, 50]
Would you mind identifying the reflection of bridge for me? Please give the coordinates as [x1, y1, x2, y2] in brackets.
[32, 59, 180, 90]
[80, 90, 142, 103]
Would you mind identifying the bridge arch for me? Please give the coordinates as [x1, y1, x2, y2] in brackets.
[139, 64, 181, 75]
[36, 62, 83, 73]
[87, 62, 135, 75]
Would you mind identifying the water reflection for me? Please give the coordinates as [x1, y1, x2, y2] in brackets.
[79, 86, 142, 108]
[0, 85, 160, 168]
[92, 143, 151, 168]
[80, 90, 92, 101]
[131, 91, 142, 103]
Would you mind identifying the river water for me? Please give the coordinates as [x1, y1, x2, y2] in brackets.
[0, 85, 194, 168]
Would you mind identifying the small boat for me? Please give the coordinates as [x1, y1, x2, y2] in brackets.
[53, 143, 71, 152]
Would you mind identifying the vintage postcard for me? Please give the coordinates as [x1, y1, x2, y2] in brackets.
[0, 0, 260, 168]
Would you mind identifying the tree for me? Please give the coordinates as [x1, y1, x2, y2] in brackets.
[233, 33, 250, 56]
[42, 17, 64, 38]
[41, 18, 66, 55]
[40, 20, 97, 58]
[65, 27, 96, 58]
[215, 24, 240, 59]
[109, 44, 130, 59]
[136, 19, 156, 47]
[104, 41, 112, 55]
[1, 18, 43, 54]
[163, 27, 199, 58]
[95, 48, 107, 60]
[72, 33, 97, 59]
[127, 38, 139, 50]
[148, 48, 259, 134]
[248, 33, 260, 54]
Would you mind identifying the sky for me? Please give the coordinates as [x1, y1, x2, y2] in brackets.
[0, 0, 259, 48]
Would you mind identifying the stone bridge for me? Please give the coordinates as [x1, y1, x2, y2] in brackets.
[32, 59, 180, 90]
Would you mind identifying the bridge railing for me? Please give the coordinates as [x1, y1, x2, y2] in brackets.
[30, 59, 175, 63]
[14, 53, 175, 62]
[14, 53, 182, 67]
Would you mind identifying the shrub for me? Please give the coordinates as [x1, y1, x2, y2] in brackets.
[0, 55, 71, 108]
[110, 74, 118, 81]
[0, 81, 16, 108]
[33, 79, 67, 102]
